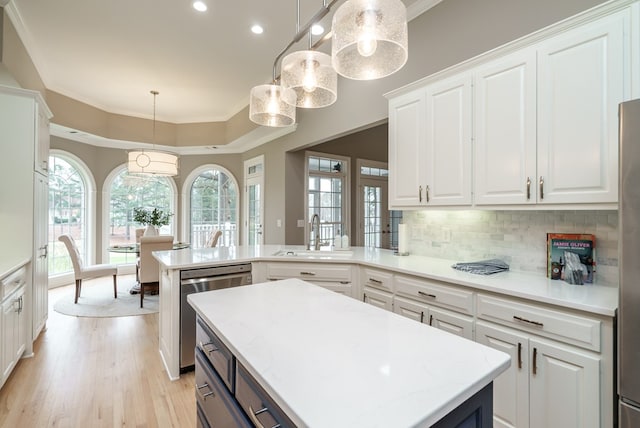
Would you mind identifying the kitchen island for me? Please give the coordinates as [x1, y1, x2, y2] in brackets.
[188, 278, 510, 427]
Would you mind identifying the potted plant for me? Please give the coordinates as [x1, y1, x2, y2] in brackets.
[133, 207, 172, 236]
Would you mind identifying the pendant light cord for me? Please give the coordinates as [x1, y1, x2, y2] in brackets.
[150, 90, 158, 149]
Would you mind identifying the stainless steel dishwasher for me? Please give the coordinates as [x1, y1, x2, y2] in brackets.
[180, 263, 252, 371]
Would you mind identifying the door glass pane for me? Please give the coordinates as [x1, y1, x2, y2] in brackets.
[363, 185, 382, 248]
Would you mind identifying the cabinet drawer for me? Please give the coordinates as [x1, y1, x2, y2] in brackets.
[196, 316, 235, 391]
[361, 267, 394, 291]
[394, 274, 474, 315]
[266, 262, 352, 283]
[194, 348, 251, 428]
[476, 294, 601, 351]
[236, 363, 295, 428]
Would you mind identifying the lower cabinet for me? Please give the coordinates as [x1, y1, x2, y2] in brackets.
[476, 321, 602, 428]
[363, 286, 393, 311]
[264, 262, 355, 298]
[393, 295, 474, 340]
[1, 286, 26, 385]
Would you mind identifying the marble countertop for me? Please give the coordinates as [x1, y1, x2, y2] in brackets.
[155, 245, 618, 316]
[188, 278, 510, 427]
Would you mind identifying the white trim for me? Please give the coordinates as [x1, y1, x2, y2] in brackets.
[181, 164, 241, 247]
[102, 164, 178, 263]
[243, 155, 265, 246]
[304, 151, 351, 246]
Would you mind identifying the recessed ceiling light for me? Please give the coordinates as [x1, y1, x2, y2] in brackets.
[311, 24, 324, 35]
[251, 24, 264, 35]
[193, 1, 207, 12]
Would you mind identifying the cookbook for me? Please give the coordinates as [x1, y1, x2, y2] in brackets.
[546, 233, 595, 284]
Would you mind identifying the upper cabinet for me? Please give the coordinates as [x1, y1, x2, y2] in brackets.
[388, 75, 472, 209]
[536, 11, 627, 204]
[387, 3, 635, 209]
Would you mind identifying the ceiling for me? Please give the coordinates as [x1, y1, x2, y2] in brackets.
[6, 0, 436, 125]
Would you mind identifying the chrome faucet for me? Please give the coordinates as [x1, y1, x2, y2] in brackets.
[309, 213, 321, 251]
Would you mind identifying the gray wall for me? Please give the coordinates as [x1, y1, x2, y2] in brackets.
[52, 136, 243, 258]
[246, 0, 608, 244]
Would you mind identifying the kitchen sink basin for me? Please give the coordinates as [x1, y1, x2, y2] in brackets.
[272, 249, 354, 258]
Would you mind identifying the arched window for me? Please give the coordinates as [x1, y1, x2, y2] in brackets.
[48, 151, 95, 277]
[105, 166, 176, 264]
[185, 166, 239, 248]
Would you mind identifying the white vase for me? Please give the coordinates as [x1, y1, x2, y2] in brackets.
[144, 225, 158, 236]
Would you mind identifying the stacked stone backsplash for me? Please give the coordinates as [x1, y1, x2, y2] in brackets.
[402, 210, 619, 286]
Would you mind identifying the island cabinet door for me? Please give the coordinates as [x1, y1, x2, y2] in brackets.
[528, 337, 600, 428]
[476, 322, 530, 428]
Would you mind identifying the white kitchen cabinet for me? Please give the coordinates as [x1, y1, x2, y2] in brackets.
[1, 286, 26, 385]
[477, 321, 601, 428]
[388, 89, 426, 207]
[424, 74, 472, 206]
[536, 10, 627, 205]
[387, 74, 472, 208]
[265, 262, 355, 298]
[393, 295, 474, 340]
[32, 173, 48, 339]
[362, 286, 393, 311]
[474, 50, 537, 205]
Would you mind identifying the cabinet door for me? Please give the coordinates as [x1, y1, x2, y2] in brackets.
[393, 295, 428, 323]
[1, 293, 20, 381]
[33, 173, 48, 339]
[529, 338, 600, 428]
[474, 50, 537, 205]
[35, 104, 50, 174]
[424, 74, 472, 206]
[388, 89, 427, 208]
[537, 11, 627, 204]
[476, 322, 530, 428]
[362, 286, 393, 311]
[429, 306, 474, 340]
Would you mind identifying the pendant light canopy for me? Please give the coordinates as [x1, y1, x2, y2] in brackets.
[249, 84, 297, 127]
[332, 0, 408, 80]
[127, 91, 179, 176]
[282, 50, 338, 108]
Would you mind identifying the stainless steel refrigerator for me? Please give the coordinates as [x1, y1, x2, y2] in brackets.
[619, 98, 640, 426]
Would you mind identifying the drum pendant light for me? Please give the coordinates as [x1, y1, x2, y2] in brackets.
[332, 0, 408, 80]
[282, 50, 337, 109]
[249, 84, 297, 127]
[127, 91, 179, 176]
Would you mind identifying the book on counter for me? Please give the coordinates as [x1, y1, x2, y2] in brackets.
[546, 233, 595, 284]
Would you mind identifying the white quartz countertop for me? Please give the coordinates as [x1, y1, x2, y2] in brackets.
[156, 245, 618, 316]
[188, 279, 510, 428]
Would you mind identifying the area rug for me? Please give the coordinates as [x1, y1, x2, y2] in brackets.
[53, 276, 158, 317]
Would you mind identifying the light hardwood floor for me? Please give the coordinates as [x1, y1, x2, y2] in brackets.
[0, 277, 196, 427]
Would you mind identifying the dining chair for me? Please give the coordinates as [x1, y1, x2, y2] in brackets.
[206, 230, 222, 247]
[138, 235, 173, 308]
[58, 234, 118, 304]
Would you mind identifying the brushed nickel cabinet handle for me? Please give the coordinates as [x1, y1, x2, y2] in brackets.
[517, 342, 522, 369]
[513, 315, 544, 327]
[418, 291, 436, 299]
[532, 347, 538, 375]
[196, 383, 215, 400]
[429, 314, 434, 326]
[419, 185, 423, 203]
[198, 341, 218, 354]
[539, 176, 544, 200]
[248, 405, 268, 428]
[526, 177, 531, 200]
[299, 271, 316, 276]
[369, 278, 382, 284]
[420, 311, 424, 323]
[426, 185, 430, 203]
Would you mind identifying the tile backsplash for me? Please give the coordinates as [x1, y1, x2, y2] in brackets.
[402, 210, 618, 286]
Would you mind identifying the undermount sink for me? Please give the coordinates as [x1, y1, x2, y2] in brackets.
[272, 249, 354, 258]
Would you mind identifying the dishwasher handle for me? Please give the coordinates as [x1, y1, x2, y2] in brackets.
[181, 272, 251, 287]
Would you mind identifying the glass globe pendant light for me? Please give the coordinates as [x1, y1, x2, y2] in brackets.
[282, 49, 337, 109]
[332, 0, 408, 80]
[249, 83, 297, 127]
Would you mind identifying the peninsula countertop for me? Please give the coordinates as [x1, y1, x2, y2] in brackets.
[188, 278, 511, 427]
[155, 245, 618, 316]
